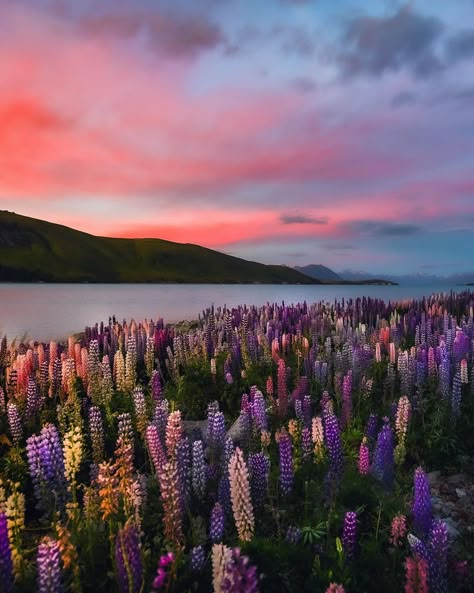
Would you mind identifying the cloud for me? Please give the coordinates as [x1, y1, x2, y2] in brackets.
[276, 26, 316, 57]
[81, 10, 226, 57]
[347, 221, 422, 236]
[339, 6, 444, 78]
[280, 213, 328, 225]
[291, 76, 317, 93]
[446, 29, 474, 62]
[391, 91, 417, 108]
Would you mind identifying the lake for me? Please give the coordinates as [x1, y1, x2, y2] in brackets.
[0, 283, 469, 342]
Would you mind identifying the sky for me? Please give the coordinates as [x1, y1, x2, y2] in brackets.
[1, 0, 474, 274]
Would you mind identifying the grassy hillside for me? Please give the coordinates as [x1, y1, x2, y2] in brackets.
[0, 211, 318, 284]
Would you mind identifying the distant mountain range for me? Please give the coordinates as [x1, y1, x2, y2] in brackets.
[339, 269, 474, 285]
[294, 264, 342, 281]
[295, 264, 397, 285]
[0, 211, 318, 284]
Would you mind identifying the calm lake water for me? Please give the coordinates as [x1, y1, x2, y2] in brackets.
[0, 283, 469, 342]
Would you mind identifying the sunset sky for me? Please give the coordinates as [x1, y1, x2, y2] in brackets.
[1, 0, 474, 274]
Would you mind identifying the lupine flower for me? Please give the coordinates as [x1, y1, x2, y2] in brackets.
[248, 453, 270, 509]
[212, 543, 232, 593]
[176, 436, 191, 508]
[115, 521, 143, 593]
[165, 411, 183, 460]
[412, 467, 432, 539]
[221, 548, 260, 593]
[390, 514, 407, 547]
[325, 584, 345, 593]
[151, 369, 163, 401]
[132, 386, 148, 434]
[428, 520, 448, 593]
[312, 416, 325, 461]
[37, 537, 63, 593]
[4, 486, 25, 578]
[153, 399, 169, 444]
[301, 427, 312, 460]
[146, 424, 167, 476]
[404, 556, 429, 593]
[63, 426, 83, 489]
[341, 371, 352, 427]
[218, 474, 232, 517]
[285, 526, 302, 544]
[0, 513, 13, 593]
[278, 430, 294, 496]
[192, 440, 207, 499]
[251, 390, 267, 432]
[151, 551, 174, 590]
[358, 437, 370, 475]
[208, 411, 226, 460]
[7, 403, 22, 446]
[190, 545, 205, 572]
[117, 413, 134, 445]
[210, 502, 225, 543]
[365, 413, 378, 443]
[371, 419, 394, 489]
[160, 460, 184, 549]
[323, 409, 343, 486]
[228, 448, 254, 542]
[342, 511, 357, 559]
[277, 358, 287, 418]
[88, 406, 104, 464]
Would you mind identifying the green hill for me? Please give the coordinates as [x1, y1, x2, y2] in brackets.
[0, 211, 319, 284]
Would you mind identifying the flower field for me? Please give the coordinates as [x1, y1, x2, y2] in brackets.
[0, 291, 473, 592]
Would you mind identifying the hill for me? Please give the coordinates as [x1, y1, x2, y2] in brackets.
[0, 211, 318, 284]
[294, 264, 342, 281]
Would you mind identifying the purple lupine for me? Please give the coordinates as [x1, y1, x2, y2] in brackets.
[88, 405, 104, 464]
[7, 402, 22, 445]
[342, 512, 357, 559]
[37, 537, 63, 593]
[209, 411, 226, 460]
[0, 513, 13, 593]
[210, 502, 225, 543]
[115, 522, 143, 593]
[285, 526, 302, 544]
[248, 452, 270, 509]
[190, 545, 205, 572]
[218, 474, 232, 517]
[279, 430, 294, 495]
[301, 427, 312, 460]
[277, 358, 288, 418]
[26, 433, 44, 507]
[364, 413, 378, 443]
[302, 394, 312, 427]
[323, 409, 343, 486]
[371, 418, 394, 489]
[451, 371, 462, 418]
[412, 467, 433, 539]
[151, 551, 174, 590]
[153, 399, 169, 444]
[428, 520, 448, 593]
[151, 369, 162, 402]
[0, 386, 5, 415]
[251, 390, 267, 431]
[192, 440, 207, 499]
[26, 375, 40, 418]
[222, 548, 260, 593]
[38, 423, 67, 509]
[176, 436, 191, 508]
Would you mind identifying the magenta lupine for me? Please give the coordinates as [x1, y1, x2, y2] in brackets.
[37, 537, 63, 593]
[277, 358, 287, 418]
[221, 548, 260, 593]
[278, 430, 293, 496]
[151, 369, 162, 402]
[115, 521, 143, 593]
[0, 513, 13, 593]
[210, 502, 225, 543]
[404, 556, 429, 593]
[342, 511, 357, 559]
[325, 584, 345, 593]
[412, 467, 433, 539]
[390, 514, 407, 547]
[151, 552, 174, 590]
[341, 371, 352, 427]
[248, 452, 270, 508]
[358, 437, 370, 475]
[371, 418, 394, 489]
[192, 440, 207, 499]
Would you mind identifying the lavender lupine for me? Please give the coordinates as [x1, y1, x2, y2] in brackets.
[209, 411, 226, 460]
[412, 467, 433, 539]
[151, 369, 162, 402]
[132, 386, 148, 434]
[37, 537, 63, 593]
[251, 390, 267, 432]
[176, 436, 191, 508]
[88, 406, 105, 464]
[192, 440, 207, 499]
[451, 371, 462, 418]
[146, 424, 167, 475]
[115, 521, 143, 593]
[0, 513, 13, 593]
[371, 419, 394, 489]
[342, 512, 357, 559]
[365, 413, 378, 444]
[210, 502, 225, 543]
[341, 371, 352, 427]
[278, 430, 294, 496]
[248, 452, 270, 509]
